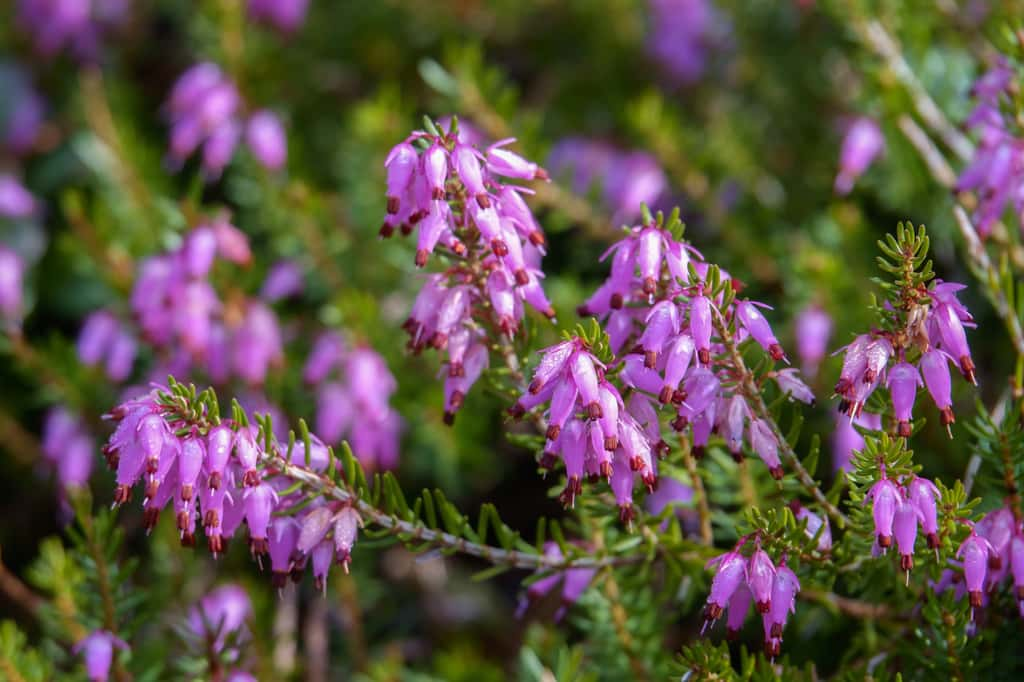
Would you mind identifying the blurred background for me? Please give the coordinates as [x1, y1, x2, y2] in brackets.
[0, 0, 1018, 679]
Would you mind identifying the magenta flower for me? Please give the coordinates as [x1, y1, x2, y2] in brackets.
[246, 110, 288, 171]
[887, 361, 922, 437]
[747, 547, 777, 614]
[893, 492, 919, 580]
[188, 584, 252, 652]
[864, 477, 901, 549]
[0, 64, 45, 155]
[647, 0, 725, 85]
[736, 300, 786, 362]
[248, 0, 309, 33]
[16, 0, 129, 61]
[703, 548, 747, 626]
[832, 410, 881, 473]
[0, 174, 37, 219]
[765, 562, 800, 639]
[0, 245, 25, 327]
[259, 260, 304, 302]
[958, 531, 995, 611]
[906, 476, 941, 550]
[792, 502, 832, 551]
[1011, 533, 1024, 600]
[725, 583, 751, 640]
[920, 349, 955, 434]
[794, 305, 832, 376]
[75, 630, 128, 682]
[834, 117, 884, 195]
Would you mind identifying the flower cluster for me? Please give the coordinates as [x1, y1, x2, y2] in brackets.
[78, 311, 138, 382]
[166, 63, 288, 179]
[306, 332, 401, 471]
[129, 218, 286, 386]
[647, 0, 725, 85]
[513, 336, 662, 519]
[248, 0, 309, 33]
[864, 472, 941, 580]
[572, 212, 808, 476]
[548, 138, 668, 222]
[834, 280, 975, 435]
[932, 506, 1024, 618]
[385, 121, 555, 422]
[957, 59, 1021, 237]
[41, 406, 94, 493]
[16, 0, 128, 61]
[834, 117, 884, 195]
[103, 388, 363, 592]
[184, 584, 256, 679]
[702, 539, 800, 658]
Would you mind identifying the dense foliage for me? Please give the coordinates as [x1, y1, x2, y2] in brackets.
[4, 1, 1024, 680]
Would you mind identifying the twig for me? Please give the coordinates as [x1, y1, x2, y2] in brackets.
[76, 508, 130, 682]
[897, 115, 957, 189]
[593, 530, 650, 681]
[0, 550, 42, 616]
[800, 587, 893, 620]
[713, 311, 850, 527]
[855, 20, 973, 162]
[267, 447, 649, 571]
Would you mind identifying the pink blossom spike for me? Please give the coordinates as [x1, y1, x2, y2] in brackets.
[887, 362, 922, 437]
[747, 548, 776, 614]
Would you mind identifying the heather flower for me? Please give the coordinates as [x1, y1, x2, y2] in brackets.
[747, 547, 776, 613]
[259, 260, 304, 302]
[834, 117, 884, 195]
[78, 311, 137, 382]
[166, 64, 288, 178]
[725, 584, 751, 640]
[515, 543, 596, 622]
[0, 174, 37, 219]
[232, 301, 284, 386]
[958, 61, 1024, 237]
[42, 406, 95, 490]
[0, 245, 25, 326]
[832, 410, 881, 473]
[0, 64, 44, 155]
[772, 368, 815, 404]
[188, 584, 252, 652]
[906, 476, 941, 550]
[703, 548, 747, 626]
[736, 301, 786, 361]
[75, 630, 127, 682]
[765, 561, 800, 641]
[893, 492, 919, 580]
[1011, 533, 1024, 599]
[958, 530, 995, 610]
[794, 305, 832, 376]
[919, 349, 955, 434]
[647, 0, 725, 85]
[16, 0, 129, 61]
[548, 138, 668, 221]
[791, 501, 832, 552]
[749, 419, 783, 480]
[248, 0, 309, 33]
[864, 476, 900, 549]
[246, 110, 288, 171]
[887, 361, 922, 437]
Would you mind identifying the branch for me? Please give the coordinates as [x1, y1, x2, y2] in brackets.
[677, 435, 713, 545]
[0, 550, 41, 616]
[799, 587, 894, 620]
[854, 19, 973, 162]
[713, 310, 850, 527]
[897, 115, 957, 189]
[269, 453, 643, 571]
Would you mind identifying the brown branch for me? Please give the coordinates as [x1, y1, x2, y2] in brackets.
[0, 550, 42, 616]
[799, 587, 893, 620]
[713, 310, 849, 526]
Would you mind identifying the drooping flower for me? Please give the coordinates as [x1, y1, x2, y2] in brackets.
[958, 531, 995, 611]
[248, 0, 309, 33]
[74, 630, 128, 682]
[794, 305, 832, 376]
[647, 0, 726, 85]
[864, 476, 901, 549]
[834, 117, 884, 195]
